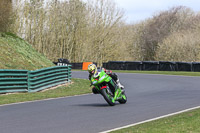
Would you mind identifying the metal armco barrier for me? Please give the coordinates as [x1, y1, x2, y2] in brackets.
[0, 69, 29, 93]
[0, 66, 71, 94]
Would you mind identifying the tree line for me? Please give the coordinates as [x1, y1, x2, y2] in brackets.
[1, 0, 200, 65]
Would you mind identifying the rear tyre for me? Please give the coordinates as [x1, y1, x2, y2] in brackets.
[101, 88, 115, 106]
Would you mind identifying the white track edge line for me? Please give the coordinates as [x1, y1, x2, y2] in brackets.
[0, 93, 92, 107]
[100, 106, 200, 133]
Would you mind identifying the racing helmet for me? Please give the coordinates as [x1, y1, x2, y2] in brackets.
[88, 64, 97, 75]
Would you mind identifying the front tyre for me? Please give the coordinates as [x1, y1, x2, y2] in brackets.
[101, 88, 115, 106]
[92, 87, 99, 94]
[118, 93, 127, 104]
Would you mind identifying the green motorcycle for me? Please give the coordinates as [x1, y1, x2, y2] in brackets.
[90, 69, 127, 106]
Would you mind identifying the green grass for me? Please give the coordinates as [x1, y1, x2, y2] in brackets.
[73, 69, 200, 77]
[0, 78, 91, 105]
[112, 70, 200, 76]
[0, 32, 54, 70]
[110, 108, 200, 133]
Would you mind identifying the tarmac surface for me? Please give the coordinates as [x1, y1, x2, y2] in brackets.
[1, 71, 200, 133]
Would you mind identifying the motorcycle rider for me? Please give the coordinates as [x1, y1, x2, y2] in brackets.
[88, 64, 124, 94]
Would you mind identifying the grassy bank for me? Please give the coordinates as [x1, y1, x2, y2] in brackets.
[0, 32, 54, 70]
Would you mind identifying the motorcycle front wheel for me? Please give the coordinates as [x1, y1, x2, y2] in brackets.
[118, 93, 127, 104]
[101, 88, 115, 106]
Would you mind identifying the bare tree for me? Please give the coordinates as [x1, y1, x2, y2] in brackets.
[85, 0, 124, 65]
[0, 0, 13, 32]
[139, 6, 189, 61]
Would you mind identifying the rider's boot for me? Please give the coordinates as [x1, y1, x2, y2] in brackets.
[116, 79, 125, 93]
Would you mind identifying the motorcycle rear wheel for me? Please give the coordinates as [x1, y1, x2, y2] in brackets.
[101, 88, 115, 106]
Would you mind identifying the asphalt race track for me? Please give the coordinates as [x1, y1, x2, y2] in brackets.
[1, 71, 200, 133]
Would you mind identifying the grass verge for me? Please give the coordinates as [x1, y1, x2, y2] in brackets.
[0, 78, 91, 105]
[110, 107, 200, 133]
[112, 70, 200, 77]
[72, 69, 200, 76]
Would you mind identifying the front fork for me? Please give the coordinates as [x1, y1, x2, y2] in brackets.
[114, 88, 123, 101]
[110, 79, 123, 101]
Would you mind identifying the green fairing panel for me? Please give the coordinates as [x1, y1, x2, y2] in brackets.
[90, 69, 111, 86]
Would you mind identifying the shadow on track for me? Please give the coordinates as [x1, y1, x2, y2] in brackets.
[73, 103, 109, 107]
[72, 103, 121, 107]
